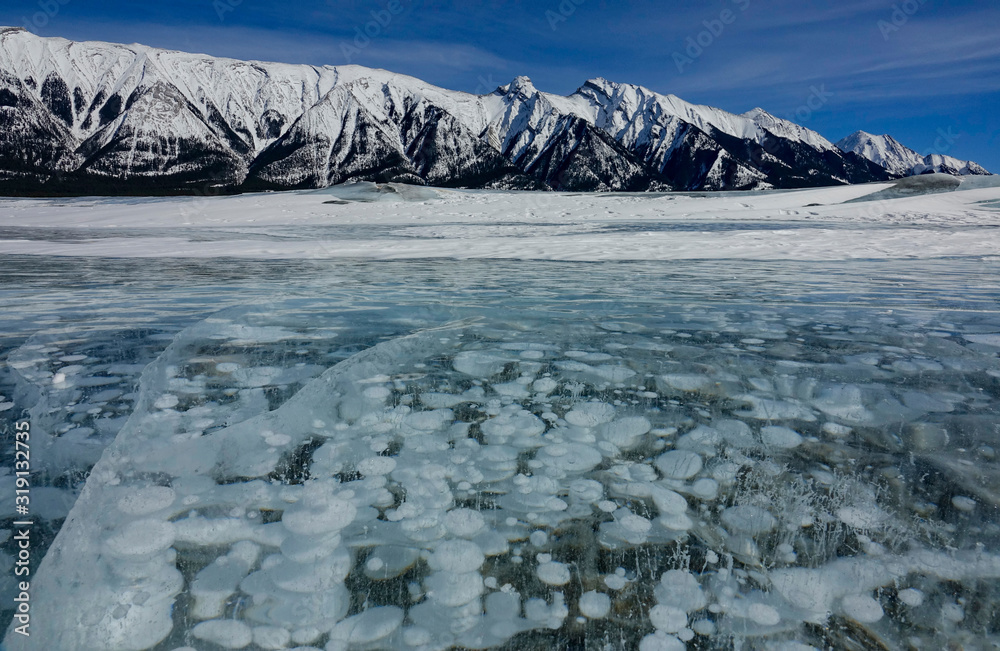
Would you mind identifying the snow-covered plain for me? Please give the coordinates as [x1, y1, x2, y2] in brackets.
[1, 179, 1000, 650]
[1, 178, 999, 261]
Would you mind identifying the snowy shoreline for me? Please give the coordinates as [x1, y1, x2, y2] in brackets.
[1, 181, 999, 262]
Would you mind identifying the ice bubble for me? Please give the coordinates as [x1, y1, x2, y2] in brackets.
[760, 426, 803, 449]
[363, 546, 420, 580]
[105, 520, 175, 559]
[601, 416, 652, 448]
[428, 540, 485, 573]
[402, 627, 432, 647]
[737, 395, 817, 421]
[691, 478, 719, 500]
[715, 420, 756, 448]
[282, 497, 357, 536]
[691, 619, 715, 636]
[533, 377, 558, 393]
[655, 570, 706, 612]
[579, 591, 612, 618]
[270, 548, 352, 593]
[941, 602, 965, 622]
[813, 385, 872, 423]
[252, 626, 291, 650]
[419, 392, 466, 408]
[493, 382, 531, 398]
[619, 512, 652, 534]
[822, 422, 852, 437]
[424, 571, 484, 607]
[154, 394, 179, 409]
[117, 486, 176, 515]
[264, 433, 291, 446]
[405, 409, 453, 431]
[529, 530, 548, 547]
[280, 532, 342, 564]
[192, 620, 253, 649]
[482, 408, 546, 444]
[329, 606, 404, 644]
[897, 588, 924, 607]
[444, 508, 487, 537]
[836, 506, 888, 530]
[192, 542, 260, 619]
[216, 362, 240, 373]
[649, 605, 687, 633]
[565, 402, 616, 427]
[591, 365, 637, 382]
[292, 628, 325, 645]
[655, 450, 703, 479]
[952, 496, 976, 512]
[639, 632, 685, 651]
[362, 385, 392, 400]
[676, 425, 722, 453]
[720, 506, 776, 535]
[905, 422, 949, 451]
[651, 487, 688, 516]
[535, 443, 603, 473]
[357, 456, 396, 476]
[569, 479, 604, 503]
[746, 602, 781, 626]
[604, 573, 628, 590]
[841, 594, 884, 623]
[453, 351, 511, 377]
[660, 374, 712, 392]
[537, 560, 571, 586]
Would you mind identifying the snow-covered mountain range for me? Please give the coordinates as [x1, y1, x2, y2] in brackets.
[836, 131, 990, 178]
[0, 28, 989, 195]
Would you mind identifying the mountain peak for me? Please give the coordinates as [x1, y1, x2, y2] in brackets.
[501, 75, 537, 96]
[836, 131, 990, 176]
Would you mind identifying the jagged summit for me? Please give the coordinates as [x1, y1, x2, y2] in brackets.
[836, 131, 989, 177]
[0, 29, 985, 196]
[499, 76, 537, 95]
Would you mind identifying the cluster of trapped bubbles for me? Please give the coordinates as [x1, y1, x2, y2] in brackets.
[2, 258, 999, 650]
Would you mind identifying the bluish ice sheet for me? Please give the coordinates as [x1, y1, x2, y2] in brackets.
[1, 256, 999, 650]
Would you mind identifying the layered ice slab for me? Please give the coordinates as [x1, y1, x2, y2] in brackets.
[4, 265, 1000, 650]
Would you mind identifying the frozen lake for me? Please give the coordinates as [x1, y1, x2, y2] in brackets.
[1, 182, 1000, 650]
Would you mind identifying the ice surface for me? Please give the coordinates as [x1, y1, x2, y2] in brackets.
[2, 248, 999, 650]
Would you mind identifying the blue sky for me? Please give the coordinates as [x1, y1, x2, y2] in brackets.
[6, 0, 999, 171]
